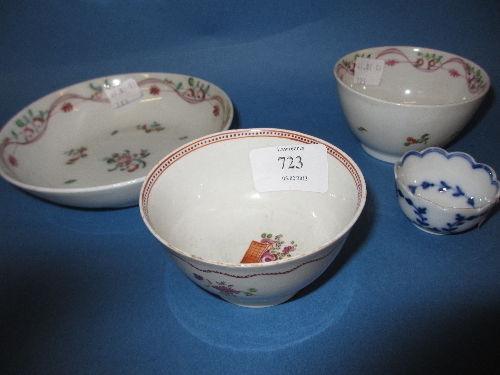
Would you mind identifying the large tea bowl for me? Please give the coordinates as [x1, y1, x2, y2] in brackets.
[395, 148, 500, 234]
[140, 129, 366, 307]
[334, 46, 490, 163]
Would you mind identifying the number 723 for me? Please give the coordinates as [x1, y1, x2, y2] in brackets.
[278, 156, 303, 169]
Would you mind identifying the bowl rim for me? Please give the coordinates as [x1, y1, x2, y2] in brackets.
[394, 147, 500, 210]
[0, 72, 234, 201]
[140, 128, 367, 268]
[334, 45, 491, 108]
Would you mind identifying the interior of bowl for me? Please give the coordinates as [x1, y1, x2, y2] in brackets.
[142, 129, 366, 265]
[0, 73, 232, 191]
[395, 148, 499, 209]
[335, 46, 489, 105]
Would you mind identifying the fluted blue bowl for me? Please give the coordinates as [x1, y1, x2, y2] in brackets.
[394, 148, 499, 234]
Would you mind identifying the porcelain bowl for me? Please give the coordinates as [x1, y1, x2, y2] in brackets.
[140, 129, 366, 307]
[395, 148, 500, 234]
[334, 46, 490, 163]
[0, 73, 233, 208]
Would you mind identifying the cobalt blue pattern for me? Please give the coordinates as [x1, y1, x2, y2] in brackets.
[396, 188, 484, 234]
[441, 213, 481, 233]
[408, 180, 475, 208]
[399, 148, 500, 198]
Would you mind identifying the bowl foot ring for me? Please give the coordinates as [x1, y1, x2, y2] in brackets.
[220, 292, 297, 308]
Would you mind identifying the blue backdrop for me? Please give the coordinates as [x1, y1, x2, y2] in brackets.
[1, 1, 499, 374]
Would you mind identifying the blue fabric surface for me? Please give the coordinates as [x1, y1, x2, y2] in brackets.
[1, 1, 499, 374]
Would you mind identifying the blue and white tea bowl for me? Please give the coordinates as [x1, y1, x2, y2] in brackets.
[394, 148, 500, 234]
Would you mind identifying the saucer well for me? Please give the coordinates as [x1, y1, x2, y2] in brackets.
[0, 73, 233, 207]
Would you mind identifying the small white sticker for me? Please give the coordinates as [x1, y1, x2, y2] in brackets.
[353, 57, 385, 85]
[249, 144, 328, 193]
[104, 78, 143, 108]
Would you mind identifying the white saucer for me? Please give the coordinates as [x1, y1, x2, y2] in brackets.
[0, 73, 233, 207]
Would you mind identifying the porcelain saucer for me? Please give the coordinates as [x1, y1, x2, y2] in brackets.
[0, 73, 233, 207]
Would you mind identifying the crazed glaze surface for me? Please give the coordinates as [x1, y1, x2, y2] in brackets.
[140, 129, 367, 307]
[334, 46, 490, 163]
[394, 148, 500, 234]
[0, 73, 233, 207]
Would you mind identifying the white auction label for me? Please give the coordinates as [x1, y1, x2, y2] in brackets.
[104, 78, 143, 108]
[353, 57, 385, 85]
[249, 143, 328, 193]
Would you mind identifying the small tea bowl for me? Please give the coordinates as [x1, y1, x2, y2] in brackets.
[395, 148, 500, 234]
[334, 46, 490, 163]
[140, 129, 366, 307]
